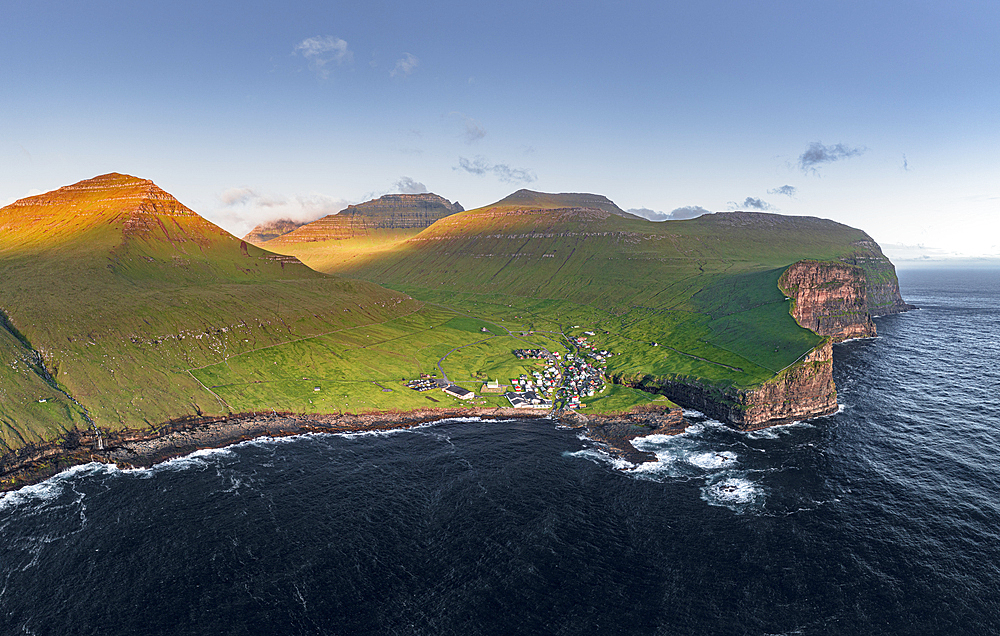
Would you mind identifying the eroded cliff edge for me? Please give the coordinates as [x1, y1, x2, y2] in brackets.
[619, 247, 911, 429]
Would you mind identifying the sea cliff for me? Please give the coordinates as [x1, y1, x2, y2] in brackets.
[617, 253, 910, 429]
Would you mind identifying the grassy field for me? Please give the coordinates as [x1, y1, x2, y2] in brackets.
[187, 304, 639, 414]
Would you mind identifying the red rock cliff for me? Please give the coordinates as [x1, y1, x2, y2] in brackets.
[620, 340, 838, 429]
[779, 260, 876, 341]
[623, 252, 912, 428]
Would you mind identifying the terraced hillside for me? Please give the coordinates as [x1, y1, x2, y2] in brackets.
[285, 191, 908, 424]
[0, 174, 419, 448]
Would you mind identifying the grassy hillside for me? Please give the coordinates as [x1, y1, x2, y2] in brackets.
[253, 192, 466, 277]
[271, 201, 878, 393]
[0, 174, 421, 447]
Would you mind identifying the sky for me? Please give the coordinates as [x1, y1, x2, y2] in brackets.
[2, 0, 998, 266]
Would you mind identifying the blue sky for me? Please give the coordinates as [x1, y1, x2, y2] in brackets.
[2, 1, 998, 265]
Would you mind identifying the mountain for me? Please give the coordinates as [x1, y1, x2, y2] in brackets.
[492, 189, 640, 218]
[297, 193, 909, 426]
[0, 177, 910, 475]
[243, 218, 306, 243]
[0, 174, 419, 449]
[264, 193, 463, 246]
[258, 192, 464, 272]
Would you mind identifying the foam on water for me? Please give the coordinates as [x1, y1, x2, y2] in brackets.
[701, 473, 765, 511]
[562, 448, 634, 471]
[688, 450, 738, 469]
[745, 420, 815, 440]
[0, 463, 114, 514]
[576, 420, 790, 513]
[627, 432, 740, 481]
[148, 446, 237, 473]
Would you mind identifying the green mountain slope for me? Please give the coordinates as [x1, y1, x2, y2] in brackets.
[280, 195, 906, 415]
[0, 174, 419, 447]
[254, 193, 464, 273]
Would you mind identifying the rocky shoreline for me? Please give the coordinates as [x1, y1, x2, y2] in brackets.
[0, 405, 688, 493]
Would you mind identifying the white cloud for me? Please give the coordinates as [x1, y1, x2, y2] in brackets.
[392, 176, 428, 194]
[728, 197, 776, 211]
[295, 36, 353, 79]
[212, 187, 350, 237]
[627, 205, 710, 221]
[448, 112, 486, 143]
[798, 141, 866, 173]
[390, 53, 419, 77]
[767, 185, 797, 198]
[669, 205, 711, 220]
[455, 156, 535, 184]
[627, 207, 670, 221]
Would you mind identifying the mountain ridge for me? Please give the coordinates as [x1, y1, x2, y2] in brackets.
[260, 192, 463, 246]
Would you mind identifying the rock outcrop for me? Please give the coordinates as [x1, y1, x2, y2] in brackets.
[621, 248, 911, 428]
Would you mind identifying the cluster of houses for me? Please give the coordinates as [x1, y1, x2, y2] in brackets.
[399, 332, 616, 411]
[505, 390, 552, 409]
[570, 335, 610, 357]
[405, 377, 445, 392]
[510, 366, 561, 397]
[558, 349, 608, 409]
[512, 348, 551, 360]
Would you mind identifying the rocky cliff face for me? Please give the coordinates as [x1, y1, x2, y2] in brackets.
[266, 193, 462, 245]
[778, 261, 876, 341]
[618, 341, 838, 429]
[779, 243, 913, 341]
[621, 249, 910, 429]
[838, 240, 914, 316]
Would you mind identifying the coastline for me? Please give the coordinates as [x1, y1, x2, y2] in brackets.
[0, 405, 687, 493]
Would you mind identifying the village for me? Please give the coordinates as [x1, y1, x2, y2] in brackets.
[403, 331, 613, 412]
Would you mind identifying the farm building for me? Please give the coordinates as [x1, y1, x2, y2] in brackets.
[443, 385, 474, 400]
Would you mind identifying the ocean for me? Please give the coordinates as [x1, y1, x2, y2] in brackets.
[2, 269, 998, 635]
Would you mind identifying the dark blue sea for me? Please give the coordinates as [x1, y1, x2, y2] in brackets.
[2, 269, 998, 635]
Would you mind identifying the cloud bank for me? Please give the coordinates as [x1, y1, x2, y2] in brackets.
[728, 197, 775, 211]
[295, 36, 353, 78]
[626, 205, 710, 221]
[456, 156, 536, 184]
[798, 142, 866, 172]
[392, 176, 428, 194]
[214, 187, 349, 237]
